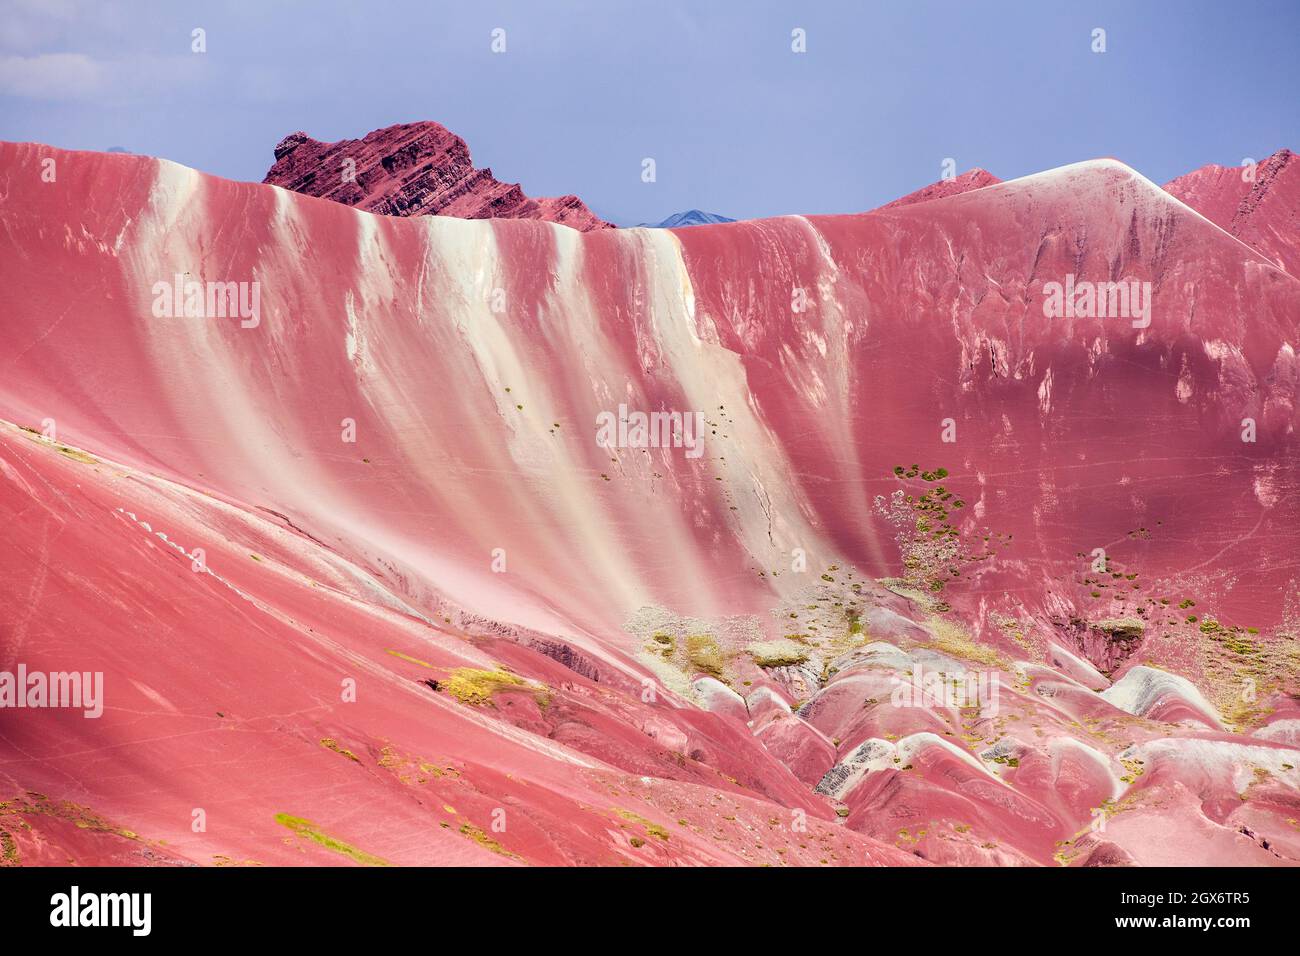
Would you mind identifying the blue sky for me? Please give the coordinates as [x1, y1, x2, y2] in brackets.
[2, 0, 1297, 224]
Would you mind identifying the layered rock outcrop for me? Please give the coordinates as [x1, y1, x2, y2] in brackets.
[263, 121, 613, 231]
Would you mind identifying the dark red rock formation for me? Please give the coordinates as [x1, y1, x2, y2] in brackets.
[263, 121, 613, 232]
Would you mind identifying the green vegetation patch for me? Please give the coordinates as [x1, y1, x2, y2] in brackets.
[1091, 617, 1145, 641]
[1, 792, 137, 841]
[319, 738, 360, 762]
[747, 639, 811, 668]
[612, 809, 671, 841]
[274, 813, 390, 866]
[443, 667, 529, 705]
[386, 648, 436, 669]
[0, 827, 18, 866]
[924, 618, 1008, 668]
[685, 634, 728, 677]
[57, 445, 98, 464]
[459, 823, 518, 858]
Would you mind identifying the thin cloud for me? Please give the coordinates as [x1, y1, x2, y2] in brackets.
[0, 51, 207, 101]
[0, 52, 102, 99]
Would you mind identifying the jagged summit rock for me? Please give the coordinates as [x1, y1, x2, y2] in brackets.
[264, 121, 613, 232]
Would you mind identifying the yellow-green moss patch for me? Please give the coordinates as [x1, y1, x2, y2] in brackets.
[0, 793, 138, 841]
[319, 738, 360, 762]
[459, 823, 518, 858]
[747, 639, 811, 668]
[56, 445, 98, 464]
[274, 813, 389, 866]
[0, 827, 18, 866]
[685, 634, 728, 677]
[922, 617, 1008, 668]
[443, 667, 527, 704]
[612, 808, 671, 841]
[386, 648, 436, 669]
[441, 667, 551, 708]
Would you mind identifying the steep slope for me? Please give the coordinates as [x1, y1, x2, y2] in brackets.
[0, 421, 919, 866]
[263, 122, 613, 232]
[2, 144, 1298, 866]
[1164, 148, 1299, 275]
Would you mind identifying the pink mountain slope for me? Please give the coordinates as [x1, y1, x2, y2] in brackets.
[1164, 148, 1299, 275]
[875, 168, 1002, 210]
[263, 121, 613, 232]
[2, 143, 1299, 866]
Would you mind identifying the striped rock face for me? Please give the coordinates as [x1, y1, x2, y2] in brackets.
[262, 122, 615, 232]
[1, 142, 1298, 866]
